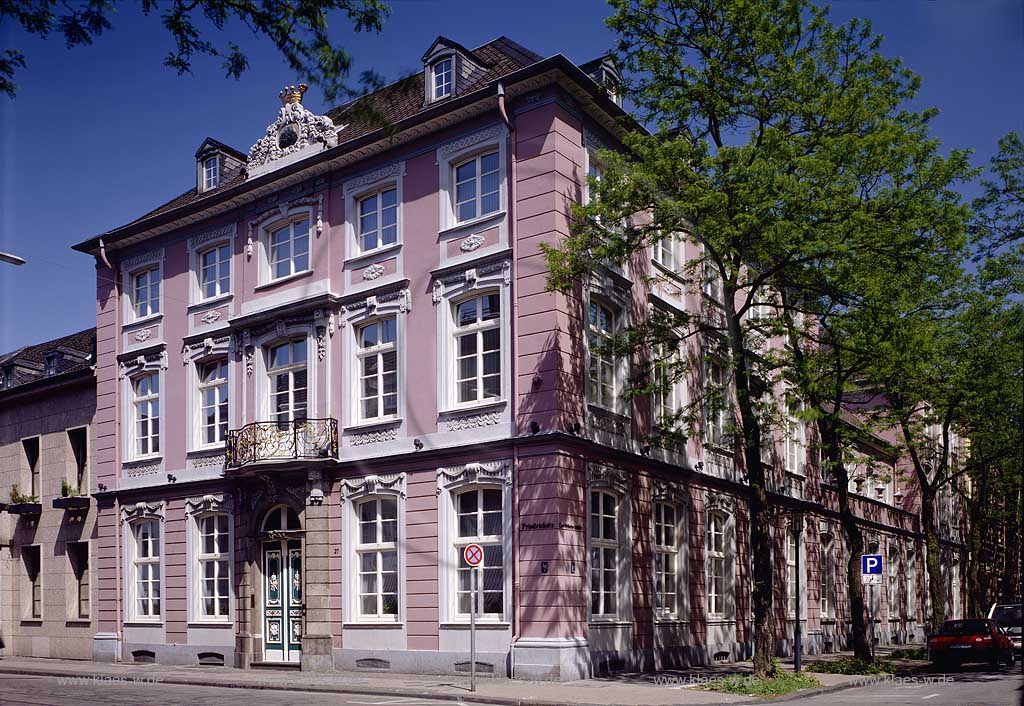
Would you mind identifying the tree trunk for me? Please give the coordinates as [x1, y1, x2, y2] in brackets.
[965, 462, 991, 617]
[820, 422, 872, 661]
[921, 490, 946, 633]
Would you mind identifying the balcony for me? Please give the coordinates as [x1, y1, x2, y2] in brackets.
[226, 418, 338, 468]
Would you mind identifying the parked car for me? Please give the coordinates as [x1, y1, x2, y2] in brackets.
[988, 603, 1022, 656]
[928, 618, 1016, 668]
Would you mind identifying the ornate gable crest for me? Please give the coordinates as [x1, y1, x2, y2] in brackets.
[247, 84, 342, 179]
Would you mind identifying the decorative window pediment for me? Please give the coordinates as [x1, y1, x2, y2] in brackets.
[122, 501, 164, 524]
[652, 478, 689, 507]
[340, 473, 406, 503]
[431, 259, 511, 304]
[705, 490, 736, 516]
[587, 461, 631, 495]
[118, 350, 167, 379]
[436, 460, 510, 495]
[185, 493, 233, 517]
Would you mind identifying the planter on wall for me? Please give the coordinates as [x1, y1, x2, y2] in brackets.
[53, 496, 90, 510]
[7, 502, 42, 515]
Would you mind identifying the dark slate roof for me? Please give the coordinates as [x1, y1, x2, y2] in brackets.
[118, 36, 544, 231]
[0, 328, 96, 390]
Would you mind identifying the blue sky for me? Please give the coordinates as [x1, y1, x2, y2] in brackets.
[1, 0, 1021, 352]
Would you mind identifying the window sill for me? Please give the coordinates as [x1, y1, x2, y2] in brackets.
[344, 417, 403, 433]
[343, 621, 403, 629]
[587, 404, 630, 420]
[440, 210, 506, 237]
[440, 621, 511, 630]
[652, 260, 685, 283]
[654, 617, 690, 626]
[254, 269, 313, 292]
[124, 620, 163, 627]
[124, 313, 163, 330]
[188, 621, 232, 628]
[438, 398, 507, 417]
[20, 618, 43, 625]
[187, 445, 225, 456]
[188, 293, 233, 312]
[345, 242, 402, 267]
[589, 619, 632, 628]
[124, 455, 163, 465]
[65, 618, 91, 626]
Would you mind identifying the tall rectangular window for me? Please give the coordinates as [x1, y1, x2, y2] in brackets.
[653, 343, 684, 428]
[705, 357, 729, 445]
[357, 318, 398, 420]
[590, 490, 619, 618]
[587, 301, 617, 409]
[68, 428, 88, 492]
[133, 520, 161, 619]
[433, 58, 452, 99]
[24, 545, 41, 618]
[453, 293, 501, 404]
[268, 340, 307, 424]
[269, 218, 310, 280]
[199, 360, 228, 445]
[820, 535, 835, 620]
[786, 529, 800, 617]
[358, 188, 398, 252]
[203, 155, 219, 190]
[132, 266, 161, 318]
[706, 512, 726, 616]
[653, 502, 678, 617]
[654, 233, 682, 271]
[357, 498, 399, 618]
[454, 151, 500, 223]
[888, 545, 900, 619]
[199, 243, 230, 300]
[133, 373, 160, 457]
[198, 514, 230, 619]
[455, 488, 504, 616]
[904, 548, 916, 619]
[22, 437, 40, 499]
[785, 405, 805, 474]
[68, 541, 90, 619]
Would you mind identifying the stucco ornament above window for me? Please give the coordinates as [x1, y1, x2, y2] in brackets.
[247, 84, 342, 180]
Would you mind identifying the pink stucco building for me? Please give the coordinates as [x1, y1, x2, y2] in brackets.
[61, 36, 963, 679]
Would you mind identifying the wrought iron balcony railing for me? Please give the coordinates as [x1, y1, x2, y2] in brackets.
[225, 418, 338, 468]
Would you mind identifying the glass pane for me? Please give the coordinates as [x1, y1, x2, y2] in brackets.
[457, 299, 477, 326]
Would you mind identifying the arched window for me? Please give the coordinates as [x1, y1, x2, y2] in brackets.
[261, 505, 301, 533]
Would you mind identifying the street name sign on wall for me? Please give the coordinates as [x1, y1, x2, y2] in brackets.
[862, 554, 883, 585]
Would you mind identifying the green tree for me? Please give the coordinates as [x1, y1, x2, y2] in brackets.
[544, 0, 972, 674]
[0, 0, 388, 100]
[972, 132, 1024, 293]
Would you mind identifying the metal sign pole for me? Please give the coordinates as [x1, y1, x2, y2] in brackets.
[794, 517, 802, 673]
[870, 584, 876, 661]
[470, 566, 477, 692]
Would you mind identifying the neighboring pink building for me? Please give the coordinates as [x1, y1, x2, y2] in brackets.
[63, 36, 960, 679]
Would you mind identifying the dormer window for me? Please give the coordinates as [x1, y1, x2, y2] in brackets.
[45, 352, 60, 376]
[203, 156, 220, 190]
[432, 58, 453, 100]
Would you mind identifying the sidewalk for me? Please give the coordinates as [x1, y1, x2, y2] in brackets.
[0, 655, 875, 706]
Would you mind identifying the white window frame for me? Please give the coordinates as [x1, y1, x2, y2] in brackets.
[704, 352, 731, 448]
[432, 57, 453, 100]
[586, 298, 620, 411]
[703, 257, 725, 303]
[355, 316, 399, 423]
[589, 489, 621, 620]
[131, 265, 161, 321]
[196, 358, 229, 448]
[434, 266, 511, 417]
[343, 165, 404, 264]
[586, 469, 632, 625]
[820, 533, 836, 620]
[437, 127, 507, 233]
[904, 544, 916, 621]
[653, 233, 684, 273]
[452, 150, 501, 225]
[261, 212, 312, 285]
[356, 186, 400, 255]
[653, 501, 683, 619]
[888, 543, 901, 620]
[130, 518, 162, 622]
[131, 372, 161, 459]
[436, 463, 512, 625]
[355, 497, 400, 620]
[265, 338, 309, 424]
[451, 291, 502, 407]
[786, 526, 805, 619]
[341, 474, 406, 626]
[197, 242, 231, 302]
[194, 512, 232, 622]
[785, 403, 806, 475]
[705, 505, 735, 620]
[653, 341, 686, 430]
[203, 155, 220, 190]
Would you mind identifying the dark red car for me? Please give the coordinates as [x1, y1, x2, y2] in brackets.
[928, 618, 1017, 668]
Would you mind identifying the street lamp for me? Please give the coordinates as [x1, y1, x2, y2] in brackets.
[0, 251, 26, 266]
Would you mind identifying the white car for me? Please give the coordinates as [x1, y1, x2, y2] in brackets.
[988, 603, 1022, 655]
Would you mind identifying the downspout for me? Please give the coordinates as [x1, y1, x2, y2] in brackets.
[498, 81, 522, 672]
[98, 238, 114, 271]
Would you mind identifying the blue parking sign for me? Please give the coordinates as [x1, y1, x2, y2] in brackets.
[862, 554, 883, 575]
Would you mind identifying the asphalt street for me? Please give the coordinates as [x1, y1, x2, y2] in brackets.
[0, 672, 487, 706]
[795, 663, 1022, 706]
